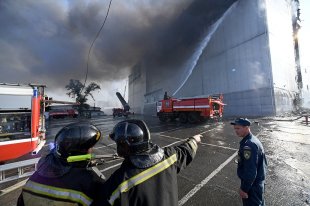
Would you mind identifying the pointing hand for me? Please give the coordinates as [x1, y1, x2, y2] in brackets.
[192, 134, 202, 143]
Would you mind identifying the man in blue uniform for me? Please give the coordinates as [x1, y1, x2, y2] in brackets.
[231, 118, 267, 206]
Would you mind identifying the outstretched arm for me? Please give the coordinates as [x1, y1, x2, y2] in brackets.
[169, 134, 202, 173]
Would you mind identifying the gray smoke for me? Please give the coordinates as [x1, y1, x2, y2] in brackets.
[0, 0, 187, 87]
[144, 0, 238, 66]
[0, 0, 236, 100]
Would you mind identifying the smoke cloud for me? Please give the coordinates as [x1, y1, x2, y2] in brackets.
[0, 0, 236, 105]
[0, 0, 188, 85]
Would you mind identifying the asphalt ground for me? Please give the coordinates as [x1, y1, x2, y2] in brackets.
[0, 114, 309, 205]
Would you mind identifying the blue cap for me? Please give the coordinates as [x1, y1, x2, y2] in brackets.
[230, 118, 251, 126]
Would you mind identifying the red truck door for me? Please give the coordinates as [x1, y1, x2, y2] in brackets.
[161, 99, 173, 113]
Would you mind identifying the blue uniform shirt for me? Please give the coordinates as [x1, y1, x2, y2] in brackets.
[237, 133, 267, 192]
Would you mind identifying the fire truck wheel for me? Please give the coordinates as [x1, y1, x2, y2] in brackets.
[179, 113, 188, 123]
[169, 117, 176, 122]
[188, 112, 199, 124]
[199, 116, 208, 122]
[159, 114, 168, 122]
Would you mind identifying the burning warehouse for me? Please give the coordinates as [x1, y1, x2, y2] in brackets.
[128, 0, 308, 117]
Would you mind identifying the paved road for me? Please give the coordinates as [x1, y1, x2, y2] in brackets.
[1, 115, 309, 205]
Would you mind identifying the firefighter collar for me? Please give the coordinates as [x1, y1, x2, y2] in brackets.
[130, 144, 164, 169]
[239, 133, 252, 145]
[37, 151, 72, 178]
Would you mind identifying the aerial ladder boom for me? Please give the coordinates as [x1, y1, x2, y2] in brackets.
[116, 92, 130, 112]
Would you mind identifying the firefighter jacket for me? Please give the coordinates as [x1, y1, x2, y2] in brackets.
[237, 133, 267, 192]
[17, 150, 105, 206]
[97, 138, 198, 206]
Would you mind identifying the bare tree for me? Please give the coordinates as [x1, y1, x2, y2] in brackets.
[65, 79, 101, 112]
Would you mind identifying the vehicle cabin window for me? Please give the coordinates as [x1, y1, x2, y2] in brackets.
[212, 103, 219, 110]
[0, 112, 31, 141]
[165, 101, 170, 107]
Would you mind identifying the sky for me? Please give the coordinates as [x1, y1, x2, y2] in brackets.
[0, 0, 309, 109]
[0, 0, 195, 108]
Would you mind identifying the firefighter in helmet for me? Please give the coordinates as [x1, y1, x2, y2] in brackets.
[98, 119, 201, 206]
[17, 122, 105, 206]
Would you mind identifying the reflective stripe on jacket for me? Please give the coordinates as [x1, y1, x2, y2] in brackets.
[23, 180, 92, 206]
[108, 154, 177, 205]
[99, 138, 198, 206]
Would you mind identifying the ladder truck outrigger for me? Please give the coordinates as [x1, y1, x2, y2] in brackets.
[157, 92, 225, 123]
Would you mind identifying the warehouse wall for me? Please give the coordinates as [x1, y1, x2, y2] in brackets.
[128, 63, 146, 114]
[129, 0, 300, 117]
[177, 0, 275, 116]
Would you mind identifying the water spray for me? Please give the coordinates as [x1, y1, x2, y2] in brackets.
[172, 2, 238, 97]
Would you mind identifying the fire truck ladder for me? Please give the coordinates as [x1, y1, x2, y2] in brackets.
[0, 158, 40, 185]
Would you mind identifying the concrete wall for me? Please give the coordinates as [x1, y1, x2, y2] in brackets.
[128, 63, 146, 114]
[302, 65, 310, 108]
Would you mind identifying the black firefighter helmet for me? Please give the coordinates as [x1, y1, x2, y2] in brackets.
[109, 119, 151, 157]
[55, 122, 101, 158]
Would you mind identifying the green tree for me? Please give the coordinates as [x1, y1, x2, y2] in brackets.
[65, 79, 101, 113]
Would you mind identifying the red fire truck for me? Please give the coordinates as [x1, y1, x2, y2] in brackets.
[48, 109, 78, 119]
[157, 94, 225, 123]
[0, 83, 46, 163]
